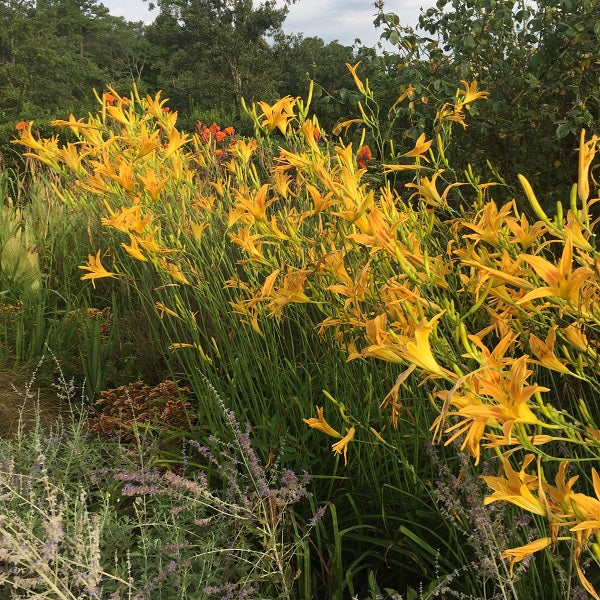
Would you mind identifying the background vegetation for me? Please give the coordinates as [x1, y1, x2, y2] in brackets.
[1, 1, 600, 599]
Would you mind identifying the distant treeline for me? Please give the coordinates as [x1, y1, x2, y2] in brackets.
[2, 0, 600, 208]
[0, 0, 368, 136]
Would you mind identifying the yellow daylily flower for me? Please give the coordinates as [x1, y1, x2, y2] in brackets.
[51, 114, 97, 137]
[106, 103, 134, 126]
[55, 142, 87, 174]
[231, 138, 257, 163]
[164, 127, 191, 159]
[135, 122, 162, 158]
[463, 200, 513, 245]
[266, 268, 311, 318]
[333, 118, 363, 136]
[101, 202, 152, 235]
[436, 103, 467, 128]
[529, 326, 572, 374]
[228, 228, 270, 265]
[518, 236, 594, 305]
[397, 312, 454, 379]
[569, 469, 600, 529]
[505, 212, 547, 250]
[482, 454, 547, 516]
[161, 259, 190, 285]
[390, 84, 415, 110]
[404, 171, 445, 206]
[190, 222, 207, 244]
[435, 388, 488, 465]
[79, 250, 116, 288]
[121, 235, 147, 262]
[457, 80, 489, 106]
[143, 90, 171, 121]
[155, 302, 179, 319]
[562, 323, 594, 353]
[401, 133, 433, 161]
[578, 128, 599, 203]
[257, 96, 297, 135]
[501, 538, 553, 576]
[331, 426, 356, 465]
[476, 355, 546, 441]
[346, 62, 367, 95]
[303, 406, 342, 438]
[139, 168, 168, 200]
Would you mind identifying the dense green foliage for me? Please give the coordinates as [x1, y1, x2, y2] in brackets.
[371, 0, 600, 208]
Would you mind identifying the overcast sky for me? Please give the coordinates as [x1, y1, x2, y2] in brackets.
[101, 0, 435, 47]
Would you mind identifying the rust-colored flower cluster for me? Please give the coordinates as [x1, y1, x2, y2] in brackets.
[85, 380, 196, 442]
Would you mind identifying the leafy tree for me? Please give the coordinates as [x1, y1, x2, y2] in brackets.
[272, 34, 358, 130]
[144, 0, 293, 116]
[0, 0, 150, 120]
[371, 0, 600, 208]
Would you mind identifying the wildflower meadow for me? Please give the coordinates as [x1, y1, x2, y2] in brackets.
[1, 7, 600, 598]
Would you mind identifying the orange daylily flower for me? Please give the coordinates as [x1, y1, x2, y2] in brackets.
[357, 145, 372, 169]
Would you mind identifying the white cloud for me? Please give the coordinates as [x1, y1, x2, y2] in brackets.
[101, 0, 435, 45]
[283, 0, 434, 46]
[101, 0, 156, 23]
